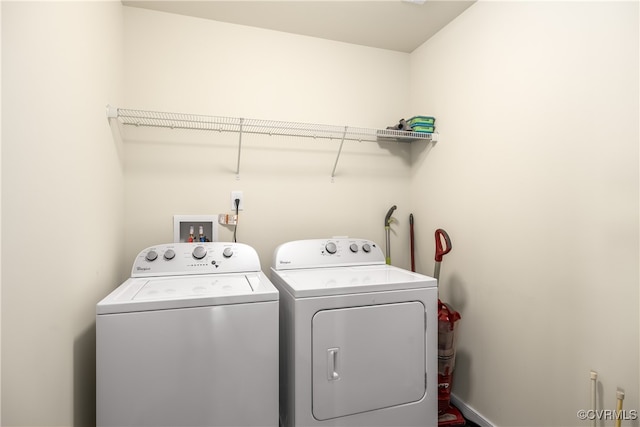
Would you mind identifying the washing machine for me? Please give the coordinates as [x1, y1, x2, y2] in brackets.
[270, 238, 438, 427]
[96, 242, 279, 427]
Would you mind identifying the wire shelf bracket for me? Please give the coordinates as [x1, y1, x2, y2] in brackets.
[236, 118, 244, 180]
[331, 126, 348, 182]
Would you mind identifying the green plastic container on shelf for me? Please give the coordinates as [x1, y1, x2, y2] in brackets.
[411, 125, 435, 133]
[408, 116, 436, 127]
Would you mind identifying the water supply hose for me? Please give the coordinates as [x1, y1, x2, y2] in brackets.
[384, 205, 397, 265]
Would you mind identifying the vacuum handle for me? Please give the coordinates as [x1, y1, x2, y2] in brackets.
[385, 227, 391, 265]
[384, 205, 397, 265]
[409, 214, 415, 272]
[384, 205, 397, 226]
[435, 229, 452, 262]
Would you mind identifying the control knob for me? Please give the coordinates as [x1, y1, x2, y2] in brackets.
[362, 243, 371, 253]
[325, 242, 337, 254]
[350, 243, 359, 253]
[163, 249, 175, 260]
[223, 247, 234, 258]
[145, 250, 158, 262]
[192, 246, 207, 260]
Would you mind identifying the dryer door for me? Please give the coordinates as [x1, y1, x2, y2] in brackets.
[311, 302, 426, 421]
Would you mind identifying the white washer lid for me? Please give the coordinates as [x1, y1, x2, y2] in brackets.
[270, 264, 436, 298]
[97, 272, 278, 314]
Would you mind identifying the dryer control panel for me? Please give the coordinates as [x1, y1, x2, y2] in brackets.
[272, 238, 385, 270]
[131, 242, 261, 277]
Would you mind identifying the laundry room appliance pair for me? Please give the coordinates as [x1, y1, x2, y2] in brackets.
[96, 238, 438, 427]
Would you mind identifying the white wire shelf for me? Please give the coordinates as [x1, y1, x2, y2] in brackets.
[106, 105, 438, 179]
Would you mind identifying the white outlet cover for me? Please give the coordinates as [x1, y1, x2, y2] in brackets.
[231, 191, 244, 210]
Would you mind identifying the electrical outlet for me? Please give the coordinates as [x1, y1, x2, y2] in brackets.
[231, 191, 244, 211]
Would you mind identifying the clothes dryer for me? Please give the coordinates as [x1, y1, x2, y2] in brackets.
[97, 242, 278, 427]
[271, 238, 437, 427]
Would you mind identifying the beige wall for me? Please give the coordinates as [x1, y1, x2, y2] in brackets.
[121, 6, 415, 273]
[1, 2, 125, 425]
[409, 1, 639, 426]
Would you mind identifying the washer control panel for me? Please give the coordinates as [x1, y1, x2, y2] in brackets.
[131, 242, 261, 277]
[273, 238, 385, 270]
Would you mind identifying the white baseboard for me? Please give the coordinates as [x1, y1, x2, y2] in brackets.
[450, 394, 495, 427]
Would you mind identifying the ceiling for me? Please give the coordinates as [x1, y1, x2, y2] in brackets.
[122, 0, 476, 53]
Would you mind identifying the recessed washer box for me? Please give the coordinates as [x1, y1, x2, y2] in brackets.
[173, 215, 218, 243]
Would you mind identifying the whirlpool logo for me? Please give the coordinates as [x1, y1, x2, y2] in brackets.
[136, 266, 151, 271]
[279, 260, 291, 265]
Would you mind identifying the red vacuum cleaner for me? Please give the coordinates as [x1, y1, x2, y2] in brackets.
[434, 229, 464, 427]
